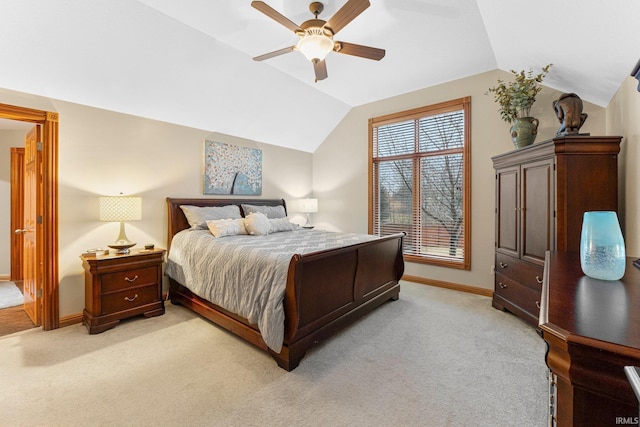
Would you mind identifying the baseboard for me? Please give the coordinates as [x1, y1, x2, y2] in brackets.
[59, 313, 83, 328]
[58, 296, 170, 328]
[0, 275, 9, 281]
[57, 285, 490, 329]
[401, 274, 493, 297]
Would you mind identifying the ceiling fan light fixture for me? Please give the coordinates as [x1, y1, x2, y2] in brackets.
[296, 30, 334, 62]
[252, 0, 383, 81]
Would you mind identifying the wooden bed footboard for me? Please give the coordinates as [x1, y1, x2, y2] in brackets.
[165, 197, 404, 371]
[277, 234, 404, 369]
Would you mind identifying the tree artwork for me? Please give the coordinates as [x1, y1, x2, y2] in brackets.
[204, 140, 262, 195]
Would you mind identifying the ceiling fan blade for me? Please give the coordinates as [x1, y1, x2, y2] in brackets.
[251, 1, 303, 33]
[334, 41, 385, 60]
[253, 46, 296, 61]
[325, 0, 370, 35]
[313, 59, 328, 82]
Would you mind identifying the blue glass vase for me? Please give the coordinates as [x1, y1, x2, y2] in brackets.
[580, 211, 626, 280]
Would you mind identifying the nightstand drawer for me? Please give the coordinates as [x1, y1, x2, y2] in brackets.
[101, 266, 158, 293]
[101, 285, 159, 314]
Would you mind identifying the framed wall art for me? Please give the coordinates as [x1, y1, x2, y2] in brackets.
[203, 140, 262, 195]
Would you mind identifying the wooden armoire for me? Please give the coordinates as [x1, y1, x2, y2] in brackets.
[491, 135, 622, 326]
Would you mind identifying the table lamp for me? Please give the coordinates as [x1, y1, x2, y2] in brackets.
[99, 195, 142, 254]
[298, 198, 318, 229]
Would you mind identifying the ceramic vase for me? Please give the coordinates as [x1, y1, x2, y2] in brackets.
[579, 211, 626, 280]
[510, 117, 539, 149]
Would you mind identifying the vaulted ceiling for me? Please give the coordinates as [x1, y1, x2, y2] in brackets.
[0, 1, 637, 152]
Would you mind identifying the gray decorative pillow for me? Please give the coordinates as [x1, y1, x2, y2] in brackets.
[269, 217, 298, 233]
[180, 205, 242, 229]
[244, 212, 271, 236]
[241, 204, 286, 219]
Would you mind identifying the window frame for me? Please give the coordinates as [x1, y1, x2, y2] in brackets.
[368, 96, 471, 270]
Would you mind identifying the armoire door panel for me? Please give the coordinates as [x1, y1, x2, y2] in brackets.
[521, 159, 554, 265]
[496, 166, 519, 257]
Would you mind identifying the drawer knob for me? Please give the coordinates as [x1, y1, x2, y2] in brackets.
[499, 262, 508, 269]
[124, 275, 139, 283]
[124, 294, 139, 302]
[498, 282, 507, 289]
[536, 301, 541, 309]
[536, 275, 543, 284]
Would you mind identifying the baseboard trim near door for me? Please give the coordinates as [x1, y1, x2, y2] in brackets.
[59, 313, 83, 328]
[0, 275, 10, 281]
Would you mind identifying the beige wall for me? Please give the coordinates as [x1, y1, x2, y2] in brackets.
[0, 87, 313, 316]
[0, 68, 630, 316]
[607, 76, 640, 257]
[313, 70, 606, 292]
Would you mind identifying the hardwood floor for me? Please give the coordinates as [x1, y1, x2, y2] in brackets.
[0, 280, 36, 337]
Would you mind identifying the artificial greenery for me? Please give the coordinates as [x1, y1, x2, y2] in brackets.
[487, 64, 552, 123]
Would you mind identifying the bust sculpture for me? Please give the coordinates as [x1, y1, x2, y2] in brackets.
[552, 93, 588, 136]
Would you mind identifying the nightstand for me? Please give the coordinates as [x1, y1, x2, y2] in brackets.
[81, 248, 166, 334]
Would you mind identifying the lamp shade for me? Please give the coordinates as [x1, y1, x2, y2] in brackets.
[297, 33, 334, 61]
[298, 198, 318, 213]
[99, 196, 142, 222]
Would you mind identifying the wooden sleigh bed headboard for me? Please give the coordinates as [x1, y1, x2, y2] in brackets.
[166, 197, 287, 247]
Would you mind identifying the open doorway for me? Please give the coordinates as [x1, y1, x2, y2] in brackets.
[0, 120, 35, 336]
[0, 103, 59, 332]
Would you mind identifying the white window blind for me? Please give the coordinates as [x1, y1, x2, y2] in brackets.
[370, 97, 471, 269]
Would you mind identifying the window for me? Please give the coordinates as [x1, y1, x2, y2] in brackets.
[369, 97, 471, 269]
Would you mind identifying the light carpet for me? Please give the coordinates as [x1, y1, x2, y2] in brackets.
[0, 281, 547, 426]
[0, 281, 23, 309]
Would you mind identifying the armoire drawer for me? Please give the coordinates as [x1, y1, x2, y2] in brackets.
[494, 272, 541, 318]
[495, 253, 544, 291]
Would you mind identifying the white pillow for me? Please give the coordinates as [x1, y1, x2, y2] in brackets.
[269, 217, 298, 233]
[180, 205, 242, 229]
[206, 218, 248, 238]
[244, 212, 271, 236]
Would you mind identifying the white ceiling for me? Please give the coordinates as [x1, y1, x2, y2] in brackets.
[0, 0, 637, 152]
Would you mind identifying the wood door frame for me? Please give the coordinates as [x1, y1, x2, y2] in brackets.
[2, 103, 59, 330]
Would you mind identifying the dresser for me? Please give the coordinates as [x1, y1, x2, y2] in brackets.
[540, 251, 640, 426]
[491, 135, 621, 327]
[82, 248, 165, 334]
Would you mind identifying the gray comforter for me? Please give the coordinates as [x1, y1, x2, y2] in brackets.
[165, 228, 377, 352]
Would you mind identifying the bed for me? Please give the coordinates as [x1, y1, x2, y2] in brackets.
[165, 197, 405, 371]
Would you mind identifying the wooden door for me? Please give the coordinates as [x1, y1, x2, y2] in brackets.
[22, 126, 41, 326]
[495, 165, 519, 258]
[10, 147, 25, 281]
[0, 104, 58, 331]
[520, 158, 554, 265]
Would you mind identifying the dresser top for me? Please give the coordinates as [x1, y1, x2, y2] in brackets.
[540, 250, 640, 353]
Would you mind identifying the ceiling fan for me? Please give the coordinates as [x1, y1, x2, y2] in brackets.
[251, 0, 385, 82]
